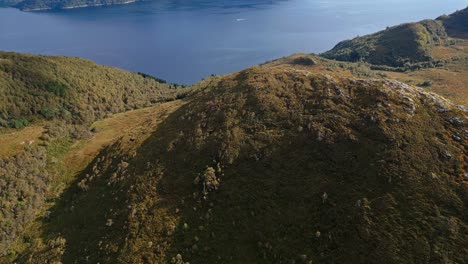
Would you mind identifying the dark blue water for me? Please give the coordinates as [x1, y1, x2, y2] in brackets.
[0, 0, 466, 84]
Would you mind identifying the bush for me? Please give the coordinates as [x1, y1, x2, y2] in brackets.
[40, 107, 57, 119]
[419, 80, 433, 87]
[44, 81, 68, 96]
[136, 72, 167, 84]
[0, 147, 49, 256]
[8, 117, 29, 129]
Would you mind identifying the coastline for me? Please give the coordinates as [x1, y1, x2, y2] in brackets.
[18, 0, 138, 11]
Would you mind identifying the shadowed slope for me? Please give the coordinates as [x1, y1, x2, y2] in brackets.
[438, 7, 468, 38]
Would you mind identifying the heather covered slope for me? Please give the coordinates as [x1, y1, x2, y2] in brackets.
[0, 52, 179, 129]
[18, 63, 467, 263]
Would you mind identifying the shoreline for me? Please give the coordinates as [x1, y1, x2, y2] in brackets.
[18, 0, 138, 11]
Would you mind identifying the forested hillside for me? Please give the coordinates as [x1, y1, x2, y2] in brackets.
[0, 52, 179, 130]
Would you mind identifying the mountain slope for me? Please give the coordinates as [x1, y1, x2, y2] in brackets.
[0, 52, 179, 130]
[321, 7, 468, 67]
[0, 51, 184, 260]
[16, 63, 467, 264]
[321, 20, 447, 67]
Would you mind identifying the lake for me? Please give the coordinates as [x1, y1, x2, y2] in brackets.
[0, 0, 466, 84]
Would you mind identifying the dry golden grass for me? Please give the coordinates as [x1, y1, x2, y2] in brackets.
[385, 40, 468, 104]
[385, 67, 468, 104]
[62, 100, 185, 181]
[0, 126, 44, 158]
[267, 42, 468, 105]
[431, 42, 466, 60]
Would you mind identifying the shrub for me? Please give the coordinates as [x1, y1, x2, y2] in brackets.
[202, 167, 220, 194]
[136, 72, 167, 84]
[8, 117, 29, 129]
[419, 80, 433, 87]
[44, 81, 68, 96]
[40, 107, 57, 119]
[0, 147, 49, 256]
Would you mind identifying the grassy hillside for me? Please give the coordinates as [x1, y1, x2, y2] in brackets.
[12, 61, 466, 263]
[0, 0, 140, 10]
[321, 7, 468, 68]
[265, 50, 468, 105]
[0, 52, 179, 130]
[321, 19, 448, 67]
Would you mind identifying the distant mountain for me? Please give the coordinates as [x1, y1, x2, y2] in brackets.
[0, 0, 141, 10]
[322, 7, 468, 68]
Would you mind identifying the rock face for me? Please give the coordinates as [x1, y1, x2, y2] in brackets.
[20, 64, 467, 264]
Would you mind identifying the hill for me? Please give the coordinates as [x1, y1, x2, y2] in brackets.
[12, 61, 466, 264]
[321, 7, 467, 68]
[0, 0, 140, 10]
[321, 20, 447, 67]
[0, 51, 179, 130]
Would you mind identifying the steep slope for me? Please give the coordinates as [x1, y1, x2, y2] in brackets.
[17, 63, 467, 263]
[321, 19, 448, 67]
[0, 52, 179, 130]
